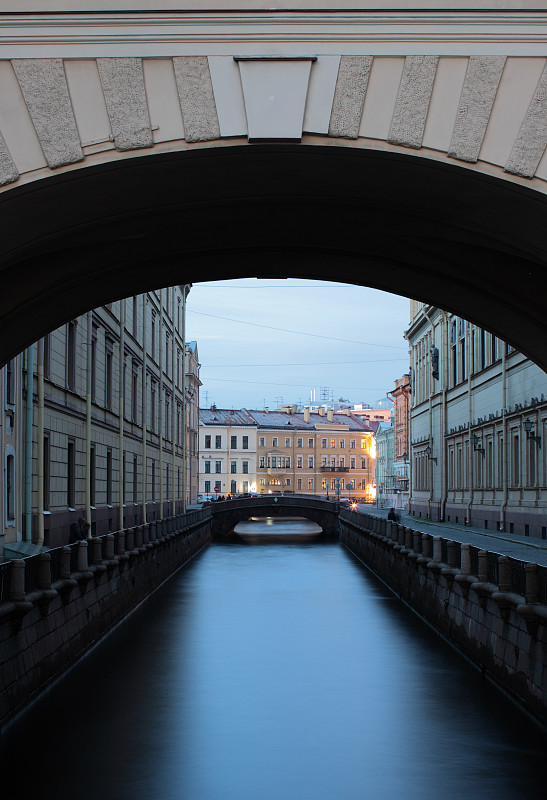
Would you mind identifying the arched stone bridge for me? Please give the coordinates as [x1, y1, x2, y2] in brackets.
[1, 4, 547, 367]
[209, 495, 341, 538]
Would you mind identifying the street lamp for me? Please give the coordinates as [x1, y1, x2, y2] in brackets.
[425, 445, 437, 465]
[524, 418, 542, 447]
[470, 433, 485, 455]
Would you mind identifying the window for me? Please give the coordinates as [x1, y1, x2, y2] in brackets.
[286, 456, 291, 468]
[361, 457, 367, 469]
[133, 454, 138, 502]
[259, 437, 265, 446]
[150, 379, 156, 431]
[272, 437, 278, 447]
[296, 456, 303, 468]
[350, 440, 356, 449]
[90, 331, 97, 401]
[43, 435, 50, 511]
[106, 449, 112, 505]
[215, 435, 222, 449]
[308, 478, 314, 490]
[511, 432, 520, 486]
[350, 457, 356, 469]
[308, 438, 314, 448]
[330, 439, 336, 448]
[67, 440, 75, 508]
[491, 335, 498, 363]
[231, 461, 237, 474]
[231, 479, 237, 494]
[339, 439, 345, 449]
[297, 478, 302, 490]
[105, 340, 113, 409]
[204, 461, 211, 474]
[285, 437, 291, 447]
[321, 456, 327, 466]
[215, 461, 222, 473]
[151, 312, 156, 360]
[259, 456, 265, 468]
[308, 455, 314, 468]
[90, 446, 96, 507]
[286, 478, 291, 486]
[297, 438, 303, 448]
[321, 438, 327, 448]
[339, 456, 345, 467]
[214, 480, 221, 492]
[6, 453, 15, 520]
[205, 435, 211, 449]
[242, 436, 249, 450]
[242, 461, 249, 474]
[66, 320, 76, 391]
[361, 439, 367, 449]
[204, 480, 211, 494]
[43, 333, 51, 381]
[151, 460, 156, 499]
[231, 435, 237, 449]
[133, 296, 138, 339]
[132, 368, 138, 422]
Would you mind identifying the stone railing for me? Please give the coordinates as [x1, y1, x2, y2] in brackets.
[0, 509, 211, 626]
[339, 508, 547, 725]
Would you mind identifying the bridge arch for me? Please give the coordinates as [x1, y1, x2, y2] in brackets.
[209, 496, 341, 538]
[0, 15, 547, 366]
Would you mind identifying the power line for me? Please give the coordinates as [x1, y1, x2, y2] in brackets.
[203, 377, 393, 391]
[188, 310, 407, 350]
[204, 357, 407, 368]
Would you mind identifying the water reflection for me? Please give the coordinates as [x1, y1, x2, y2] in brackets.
[233, 515, 323, 543]
[1, 519, 546, 800]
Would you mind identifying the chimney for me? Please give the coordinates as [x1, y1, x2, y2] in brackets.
[327, 409, 334, 421]
[304, 407, 310, 423]
[318, 407, 325, 417]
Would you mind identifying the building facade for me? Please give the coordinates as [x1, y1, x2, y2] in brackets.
[388, 374, 411, 509]
[407, 302, 547, 537]
[0, 286, 200, 558]
[197, 406, 376, 501]
[375, 420, 395, 509]
[198, 408, 258, 498]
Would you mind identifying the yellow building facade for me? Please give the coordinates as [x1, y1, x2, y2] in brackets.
[250, 407, 375, 501]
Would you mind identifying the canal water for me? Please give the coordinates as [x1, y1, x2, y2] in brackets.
[2, 519, 546, 800]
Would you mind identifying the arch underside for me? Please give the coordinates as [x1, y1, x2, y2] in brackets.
[1, 143, 546, 369]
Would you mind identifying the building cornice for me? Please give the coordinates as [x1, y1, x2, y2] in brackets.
[2, 12, 547, 57]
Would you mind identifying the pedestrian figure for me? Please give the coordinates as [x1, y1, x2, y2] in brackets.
[387, 508, 399, 522]
[69, 516, 87, 543]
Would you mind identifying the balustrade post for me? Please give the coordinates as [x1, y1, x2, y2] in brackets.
[115, 530, 126, 556]
[478, 550, 489, 583]
[421, 534, 432, 560]
[9, 559, 26, 602]
[135, 525, 143, 550]
[37, 552, 52, 589]
[149, 521, 157, 541]
[446, 540, 458, 568]
[104, 534, 115, 561]
[525, 563, 539, 605]
[498, 556, 512, 593]
[59, 546, 72, 580]
[77, 540, 89, 572]
[90, 537, 103, 566]
[412, 531, 421, 553]
[460, 544, 472, 576]
[432, 537, 443, 563]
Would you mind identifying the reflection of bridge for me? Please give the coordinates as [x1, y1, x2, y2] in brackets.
[210, 495, 340, 538]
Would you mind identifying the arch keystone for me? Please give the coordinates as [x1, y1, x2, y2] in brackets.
[234, 56, 316, 142]
[388, 56, 439, 150]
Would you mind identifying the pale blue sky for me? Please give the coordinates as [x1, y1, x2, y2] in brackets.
[186, 279, 410, 411]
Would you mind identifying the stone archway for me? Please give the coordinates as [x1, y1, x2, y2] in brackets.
[0, 142, 546, 368]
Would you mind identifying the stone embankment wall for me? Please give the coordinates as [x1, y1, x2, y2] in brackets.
[0, 509, 212, 728]
[340, 510, 547, 727]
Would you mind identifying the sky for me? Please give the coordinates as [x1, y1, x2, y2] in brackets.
[185, 279, 410, 411]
